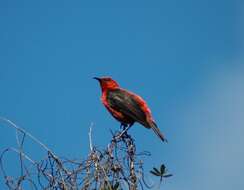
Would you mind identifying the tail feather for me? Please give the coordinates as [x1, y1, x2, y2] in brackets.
[150, 121, 167, 142]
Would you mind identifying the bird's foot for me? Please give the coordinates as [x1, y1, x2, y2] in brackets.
[115, 124, 132, 140]
[115, 130, 127, 140]
[120, 123, 128, 130]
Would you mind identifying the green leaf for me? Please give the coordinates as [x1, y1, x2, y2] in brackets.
[163, 174, 173, 178]
[150, 170, 162, 176]
[153, 167, 161, 175]
[160, 164, 166, 174]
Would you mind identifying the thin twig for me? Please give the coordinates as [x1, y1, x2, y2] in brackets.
[0, 117, 55, 155]
[88, 123, 94, 152]
[0, 117, 167, 190]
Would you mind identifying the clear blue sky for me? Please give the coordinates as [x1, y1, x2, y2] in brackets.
[0, 0, 243, 189]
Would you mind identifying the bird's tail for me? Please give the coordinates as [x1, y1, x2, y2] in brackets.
[150, 121, 167, 142]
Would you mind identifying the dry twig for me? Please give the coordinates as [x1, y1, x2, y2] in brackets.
[0, 117, 170, 190]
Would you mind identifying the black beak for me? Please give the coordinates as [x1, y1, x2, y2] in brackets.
[93, 77, 101, 81]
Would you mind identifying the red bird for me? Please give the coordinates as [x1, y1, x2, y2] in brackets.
[94, 77, 167, 142]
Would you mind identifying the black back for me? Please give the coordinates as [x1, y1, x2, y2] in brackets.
[106, 89, 148, 127]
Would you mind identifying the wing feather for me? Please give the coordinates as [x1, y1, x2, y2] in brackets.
[107, 89, 149, 127]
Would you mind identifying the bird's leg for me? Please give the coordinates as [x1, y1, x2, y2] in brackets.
[120, 123, 125, 130]
[116, 123, 133, 139]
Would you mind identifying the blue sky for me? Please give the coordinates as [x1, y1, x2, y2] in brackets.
[0, 0, 243, 189]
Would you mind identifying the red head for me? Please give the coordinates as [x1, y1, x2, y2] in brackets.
[94, 77, 120, 92]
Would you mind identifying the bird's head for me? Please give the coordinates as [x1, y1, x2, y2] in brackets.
[93, 77, 120, 91]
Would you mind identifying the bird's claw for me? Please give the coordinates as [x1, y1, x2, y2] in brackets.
[115, 130, 127, 140]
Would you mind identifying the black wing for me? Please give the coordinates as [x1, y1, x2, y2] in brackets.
[107, 89, 149, 127]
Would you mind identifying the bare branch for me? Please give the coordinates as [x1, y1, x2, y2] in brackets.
[88, 123, 94, 152]
[0, 117, 170, 190]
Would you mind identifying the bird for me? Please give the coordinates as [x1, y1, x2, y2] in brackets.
[94, 76, 167, 142]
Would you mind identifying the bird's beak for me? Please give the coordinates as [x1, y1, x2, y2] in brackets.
[93, 77, 101, 81]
